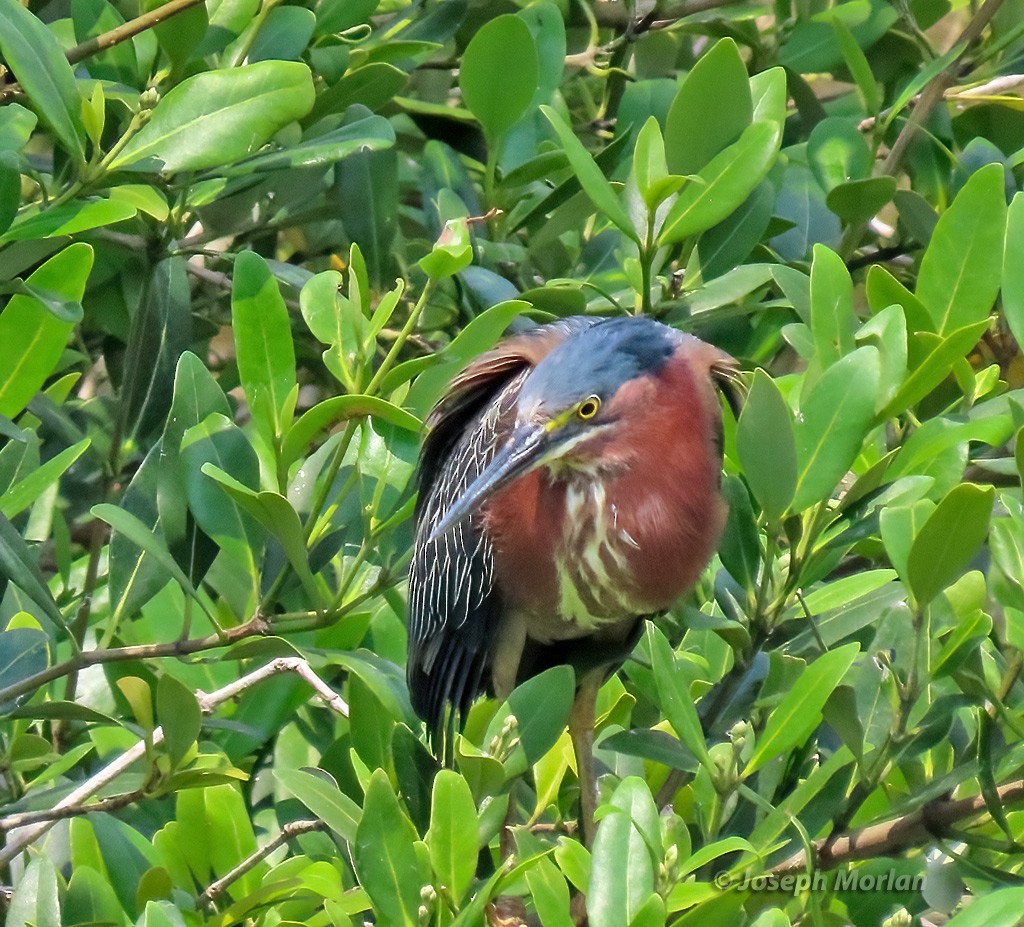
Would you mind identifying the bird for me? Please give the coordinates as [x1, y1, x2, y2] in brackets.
[406, 315, 742, 845]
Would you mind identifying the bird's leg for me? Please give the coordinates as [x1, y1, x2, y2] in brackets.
[569, 670, 603, 849]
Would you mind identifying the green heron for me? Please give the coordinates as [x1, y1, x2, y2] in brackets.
[407, 316, 741, 844]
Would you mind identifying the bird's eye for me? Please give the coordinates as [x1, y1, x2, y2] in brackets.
[577, 396, 601, 420]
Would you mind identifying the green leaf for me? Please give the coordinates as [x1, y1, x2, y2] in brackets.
[428, 770, 477, 904]
[0, 152, 22, 235]
[283, 395, 420, 469]
[0, 243, 93, 420]
[0, 197, 138, 245]
[878, 320, 989, 419]
[0, 438, 90, 519]
[779, 0, 897, 73]
[906, 484, 994, 607]
[275, 767, 361, 841]
[220, 113, 395, 177]
[504, 665, 576, 766]
[0, 627, 48, 711]
[665, 38, 752, 175]
[915, 163, 1007, 334]
[64, 865, 127, 927]
[0, 0, 85, 165]
[122, 256, 193, 441]
[659, 121, 781, 245]
[648, 626, 711, 769]
[92, 503, 214, 622]
[826, 176, 896, 223]
[526, 857, 574, 927]
[355, 769, 426, 927]
[1002, 192, 1024, 349]
[232, 250, 297, 445]
[156, 674, 202, 769]
[744, 643, 859, 775]
[589, 777, 660, 927]
[110, 61, 316, 172]
[793, 346, 880, 512]
[943, 888, 1024, 927]
[0, 514, 66, 633]
[307, 63, 408, 123]
[249, 5, 316, 61]
[809, 244, 856, 367]
[807, 117, 872, 192]
[6, 856, 61, 927]
[459, 15, 538, 142]
[880, 500, 934, 589]
[541, 106, 639, 243]
[199, 468, 322, 605]
[736, 369, 797, 523]
[831, 14, 881, 113]
[633, 117, 677, 210]
[180, 413, 264, 572]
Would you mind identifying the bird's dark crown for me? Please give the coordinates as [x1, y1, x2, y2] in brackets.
[516, 316, 677, 415]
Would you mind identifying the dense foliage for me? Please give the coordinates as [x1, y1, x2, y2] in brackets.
[2, 0, 1024, 923]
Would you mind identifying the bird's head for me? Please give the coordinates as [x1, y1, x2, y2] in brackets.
[428, 317, 741, 541]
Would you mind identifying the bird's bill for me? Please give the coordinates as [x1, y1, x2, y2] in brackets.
[427, 423, 554, 542]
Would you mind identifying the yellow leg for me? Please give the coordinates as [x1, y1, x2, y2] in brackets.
[569, 670, 603, 849]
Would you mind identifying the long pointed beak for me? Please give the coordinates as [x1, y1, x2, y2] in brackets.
[428, 423, 552, 542]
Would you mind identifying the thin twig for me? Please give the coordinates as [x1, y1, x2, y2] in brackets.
[0, 614, 274, 706]
[196, 819, 326, 909]
[0, 657, 348, 869]
[66, 0, 208, 65]
[771, 778, 1024, 876]
[0, 788, 147, 832]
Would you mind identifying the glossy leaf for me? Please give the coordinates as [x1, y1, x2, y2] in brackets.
[427, 769, 477, 903]
[232, 250, 297, 444]
[276, 767, 361, 841]
[906, 484, 994, 606]
[0, 513, 66, 632]
[459, 15, 538, 141]
[0, 0, 85, 164]
[736, 369, 797, 523]
[111, 61, 316, 172]
[0, 626, 48, 710]
[809, 244, 856, 367]
[541, 106, 638, 242]
[354, 769, 425, 927]
[0, 438, 89, 519]
[744, 643, 860, 775]
[1002, 192, 1024, 348]
[659, 121, 781, 245]
[648, 626, 711, 768]
[0, 243, 92, 420]
[916, 163, 1007, 334]
[665, 38, 752, 175]
[793, 347, 880, 512]
[6, 856, 61, 927]
[157, 674, 202, 769]
[589, 777, 660, 927]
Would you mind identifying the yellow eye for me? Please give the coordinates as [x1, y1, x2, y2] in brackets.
[577, 396, 601, 420]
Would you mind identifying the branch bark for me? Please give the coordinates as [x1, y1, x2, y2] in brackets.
[772, 778, 1024, 876]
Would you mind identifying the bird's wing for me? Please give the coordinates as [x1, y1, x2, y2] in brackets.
[407, 317, 596, 734]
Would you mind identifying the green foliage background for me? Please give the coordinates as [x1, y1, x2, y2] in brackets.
[2, 0, 1024, 923]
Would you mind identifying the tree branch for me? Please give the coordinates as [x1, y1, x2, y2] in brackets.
[0, 657, 347, 870]
[66, 0, 208, 65]
[0, 788, 147, 832]
[196, 819, 326, 909]
[771, 778, 1024, 876]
